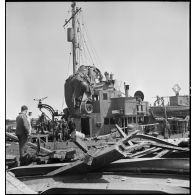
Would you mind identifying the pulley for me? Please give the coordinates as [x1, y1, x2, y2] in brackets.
[80, 99, 93, 114]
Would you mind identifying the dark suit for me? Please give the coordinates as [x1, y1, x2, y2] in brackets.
[16, 112, 30, 159]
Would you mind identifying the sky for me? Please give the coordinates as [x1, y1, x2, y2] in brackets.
[6, 2, 190, 119]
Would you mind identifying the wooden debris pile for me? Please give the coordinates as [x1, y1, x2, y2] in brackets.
[6, 125, 189, 175]
[6, 132, 76, 165]
[44, 125, 189, 176]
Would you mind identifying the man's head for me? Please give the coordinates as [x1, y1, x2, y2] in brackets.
[21, 105, 28, 114]
[28, 112, 32, 116]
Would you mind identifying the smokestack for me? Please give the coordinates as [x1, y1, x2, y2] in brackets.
[110, 73, 114, 80]
[104, 72, 109, 81]
[125, 84, 129, 97]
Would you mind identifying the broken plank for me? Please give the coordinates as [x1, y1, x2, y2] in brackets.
[102, 158, 189, 175]
[46, 144, 126, 176]
[90, 144, 126, 169]
[41, 181, 189, 194]
[115, 124, 127, 138]
[120, 130, 141, 145]
[153, 149, 170, 158]
[121, 142, 150, 154]
[133, 148, 162, 158]
[150, 142, 189, 151]
[132, 134, 178, 147]
[6, 171, 37, 194]
[128, 147, 159, 158]
[115, 124, 134, 146]
[46, 158, 90, 176]
[10, 163, 69, 177]
[73, 137, 89, 153]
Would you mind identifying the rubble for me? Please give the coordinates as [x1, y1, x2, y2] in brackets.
[6, 128, 189, 173]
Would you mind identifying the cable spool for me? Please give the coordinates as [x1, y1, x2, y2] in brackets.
[134, 90, 144, 101]
[80, 99, 93, 114]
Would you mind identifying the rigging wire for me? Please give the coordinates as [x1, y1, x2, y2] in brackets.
[84, 25, 105, 72]
[78, 22, 91, 65]
[63, 8, 71, 28]
[82, 33, 95, 65]
[82, 21, 99, 65]
[66, 51, 72, 77]
[77, 13, 95, 66]
[81, 11, 105, 72]
[79, 14, 95, 65]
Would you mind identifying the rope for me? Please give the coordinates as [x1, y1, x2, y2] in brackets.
[77, 15, 94, 65]
[63, 8, 71, 28]
[79, 27, 90, 64]
[76, 13, 88, 65]
[81, 11, 105, 72]
[82, 23, 99, 65]
[66, 51, 72, 77]
[82, 34, 94, 65]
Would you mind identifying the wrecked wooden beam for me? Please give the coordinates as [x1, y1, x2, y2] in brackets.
[46, 158, 90, 176]
[90, 144, 126, 169]
[46, 143, 126, 176]
[120, 142, 149, 154]
[132, 140, 189, 152]
[120, 130, 140, 145]
[6, 132, 54, 155]
[115, 124, 127, 138]
[41, 180, 189, 194]
[153, 149, 170, 158]
[10, 157, 190, 178]
[128, 147, 160, 158]
[73, 137, 89, 153]
[102, 158, 189, 175]
[6, 171, 37, 194]
[150, 142, 189, 152]
[132, 134, 179, 147]
[115, 124, 135, 146]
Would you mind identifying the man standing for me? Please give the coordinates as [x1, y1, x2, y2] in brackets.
[16, 105, 30, 164]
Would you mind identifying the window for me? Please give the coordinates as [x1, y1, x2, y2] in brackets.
[110, 118, 115, 124]
[104, 118, 109, 125]
[103, 93, 108, 100]
[138, 117, 143, 123]
[128, 117, 132, 123]
[92, 95, 99, 101]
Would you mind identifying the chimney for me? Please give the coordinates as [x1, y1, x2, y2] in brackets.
[125, 84, 129, 97]
[104, 72, 109, 81]
[110, 73, 114, 80]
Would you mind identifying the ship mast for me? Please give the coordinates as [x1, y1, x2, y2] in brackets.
[65, 2, 81, 74]
[71, 1, 77, 74]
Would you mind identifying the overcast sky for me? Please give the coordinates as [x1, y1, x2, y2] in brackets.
[6, 2, 189, 119]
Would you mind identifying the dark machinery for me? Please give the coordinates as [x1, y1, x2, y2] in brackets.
[64, 65, 102, 116]
[33, 97, 63, 121]
[33, 97, 70, 141]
